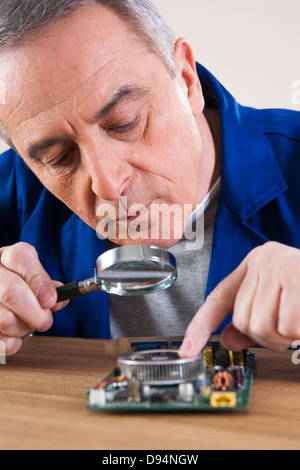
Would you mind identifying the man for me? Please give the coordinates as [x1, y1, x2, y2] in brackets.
[0, 0, 299, 358]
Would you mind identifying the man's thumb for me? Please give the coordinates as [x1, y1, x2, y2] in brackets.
[221, 323, 256, 351]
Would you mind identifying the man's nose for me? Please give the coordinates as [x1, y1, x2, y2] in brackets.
[84, 148, 134, 201]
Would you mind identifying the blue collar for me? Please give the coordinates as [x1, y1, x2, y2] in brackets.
[196, 62, 287, 221]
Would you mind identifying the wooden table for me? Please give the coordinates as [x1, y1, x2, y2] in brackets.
[0, 336, 300, 450]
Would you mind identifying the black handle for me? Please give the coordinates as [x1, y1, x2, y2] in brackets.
[56, 281, 83, 303]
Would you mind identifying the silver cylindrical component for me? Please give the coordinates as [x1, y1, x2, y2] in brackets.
[118, 349, 204, 385]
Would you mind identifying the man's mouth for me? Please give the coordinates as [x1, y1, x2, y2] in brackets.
[118, 202, 151, 224]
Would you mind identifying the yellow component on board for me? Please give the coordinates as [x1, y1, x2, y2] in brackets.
[210, 391, 237, 408]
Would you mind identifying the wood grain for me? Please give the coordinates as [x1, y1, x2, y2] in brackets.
[0, 336, 299, 450]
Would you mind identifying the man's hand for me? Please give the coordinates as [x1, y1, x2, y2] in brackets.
[179, 241, 300, 357]
[0, 242, 69, 356]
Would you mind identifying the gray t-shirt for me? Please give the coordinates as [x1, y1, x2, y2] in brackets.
[107, 181, 220, 339]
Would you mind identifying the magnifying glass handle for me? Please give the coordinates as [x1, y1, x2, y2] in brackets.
[56, 278, 98, 302]
[56, 281, 83, 302]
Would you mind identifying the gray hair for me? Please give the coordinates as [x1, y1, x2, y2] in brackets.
[0, 0, 177, 76]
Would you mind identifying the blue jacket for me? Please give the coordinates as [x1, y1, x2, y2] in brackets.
[0, 63, 299, 338]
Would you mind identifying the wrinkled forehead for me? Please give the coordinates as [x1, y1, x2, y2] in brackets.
[0, 4, 148, 137]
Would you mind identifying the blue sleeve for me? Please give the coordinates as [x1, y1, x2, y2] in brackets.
[0, 149, 45, 246]
[0, 149, 20, 245]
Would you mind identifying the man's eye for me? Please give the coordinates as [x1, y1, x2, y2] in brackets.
[49, 148, 77, 168]
[107, 116, 140, 135]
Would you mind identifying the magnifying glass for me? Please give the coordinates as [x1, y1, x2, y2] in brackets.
[56, 245, 177, 302]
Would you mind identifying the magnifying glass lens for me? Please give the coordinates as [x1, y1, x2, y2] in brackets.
[56, 245, 177, 302]
[97, 259, 176, 296]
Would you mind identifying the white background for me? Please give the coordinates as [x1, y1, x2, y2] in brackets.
[152, 0, 300, 110]
[0, 0, 299, 154]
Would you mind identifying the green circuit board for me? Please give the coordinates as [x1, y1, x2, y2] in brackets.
[87, 336, 255, 412]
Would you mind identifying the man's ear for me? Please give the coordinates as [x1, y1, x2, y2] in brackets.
[173, 38, 204, 117]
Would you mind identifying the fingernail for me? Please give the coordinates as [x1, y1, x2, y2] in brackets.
[37, 287, 55, 308]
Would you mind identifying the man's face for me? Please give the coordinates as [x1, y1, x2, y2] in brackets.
[0, 4, 208, 248]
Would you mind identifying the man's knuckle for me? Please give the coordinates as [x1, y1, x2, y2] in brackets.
[14, 242, 37, 255]
[246, 242, 280, 264]
[0, 280, 33, 315]
[278, 321, 300, 339]
[264, 241, 281, 251]
[0, 312, 15, 336]
[16, 243, 38, 265]
[249, 319, 269, 339]
[1, 242, 37, 269]
[25, 267, 46, 287]
[0, 280, 18, 307]
[245, 244, 264, 261]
